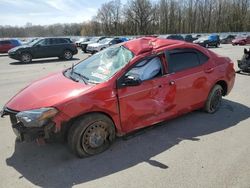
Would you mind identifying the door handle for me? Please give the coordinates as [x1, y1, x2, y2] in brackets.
[169, 81, 175, 86]
[205, 68, 214, 73]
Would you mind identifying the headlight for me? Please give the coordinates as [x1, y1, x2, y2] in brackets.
[16, 107, 58, 128]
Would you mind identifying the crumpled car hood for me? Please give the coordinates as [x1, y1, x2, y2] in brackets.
[5, 72, 93, 111]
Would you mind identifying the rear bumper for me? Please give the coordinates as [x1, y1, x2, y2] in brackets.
[81, 44, 87, 52]
[72, 48, 78, 55]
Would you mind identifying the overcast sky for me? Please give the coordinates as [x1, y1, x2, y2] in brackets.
[0, 0, 122, 26]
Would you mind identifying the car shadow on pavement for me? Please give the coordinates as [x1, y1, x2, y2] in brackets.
[6, 99, 250, 188]
[236, 70, 250, 76]
[9, 58, 80, 65]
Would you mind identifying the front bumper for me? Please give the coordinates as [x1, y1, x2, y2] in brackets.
[86, 46, 99, 54]
[8, 52, 20, 60]
[1, 107, 55, 142]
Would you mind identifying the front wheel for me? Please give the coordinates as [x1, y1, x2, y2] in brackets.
[20, 53, 32, 63]
[63, 50, 73, 60]
[67, 113, 116, 158]
[204, 85, 223, 113]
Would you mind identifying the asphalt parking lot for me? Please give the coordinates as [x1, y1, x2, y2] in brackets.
[0, 45, 250, 188]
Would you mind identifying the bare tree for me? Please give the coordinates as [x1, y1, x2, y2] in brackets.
[1, 0, 250, 38]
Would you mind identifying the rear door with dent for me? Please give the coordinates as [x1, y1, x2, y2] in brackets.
[165, 48, 212, 113]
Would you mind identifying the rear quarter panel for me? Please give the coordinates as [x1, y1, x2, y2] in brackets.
[208, 51, 235, 95]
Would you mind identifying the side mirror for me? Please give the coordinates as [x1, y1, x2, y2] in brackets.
[122, 75, 142, 86]
[35, 44, 41, 47]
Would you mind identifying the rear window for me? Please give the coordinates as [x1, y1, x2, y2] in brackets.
[168, 52, 200, 73]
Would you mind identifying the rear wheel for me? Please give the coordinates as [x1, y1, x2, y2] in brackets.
[63, 50, 73, 60]
[67, 113, 116, 158]
[20, 53, 32, 63]
[204, 85, 223, 113]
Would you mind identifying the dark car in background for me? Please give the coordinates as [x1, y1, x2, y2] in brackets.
[0, 39, 21, 53]
[8, 38, 78, 63]
[193, 34, 220, 48]
[184, 35, 198, 43]
[166, 35, 184, 41]
[220, 35, 235, 44]
[81, 36, 106, 53]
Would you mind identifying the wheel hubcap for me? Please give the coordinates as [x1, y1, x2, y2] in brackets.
[82, 122, 109, 150]
[64, 51, 72, 59]
[22, 54, 30, 62]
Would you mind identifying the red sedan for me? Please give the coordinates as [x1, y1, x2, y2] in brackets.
[1, 37, 235, 157]
[0, 39, 21, 53]
[232, 36, 250, 46]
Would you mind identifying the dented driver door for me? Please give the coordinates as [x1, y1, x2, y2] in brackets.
[117, 56, 177, 133]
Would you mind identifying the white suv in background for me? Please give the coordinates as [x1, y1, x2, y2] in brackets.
[86, 38, 124, 53]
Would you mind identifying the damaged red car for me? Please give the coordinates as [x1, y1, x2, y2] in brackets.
[1, 37, 235, 157]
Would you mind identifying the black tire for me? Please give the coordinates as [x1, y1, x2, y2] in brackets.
[63, 50, 73, 60]
[204, 85, 223, 113]
[67, 113, 116, 158]
[20, 53, 32, 63]
[81, 46, 87, 53]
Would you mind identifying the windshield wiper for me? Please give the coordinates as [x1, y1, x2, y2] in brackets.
[69, 63, 89, 84]
[72, 71, 89, 84]
[69, 75, 79, 82]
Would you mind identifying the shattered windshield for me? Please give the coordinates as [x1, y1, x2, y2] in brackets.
[71, 45, 134, 83]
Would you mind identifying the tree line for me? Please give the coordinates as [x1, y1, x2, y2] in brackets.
[1, 0, 250, 38]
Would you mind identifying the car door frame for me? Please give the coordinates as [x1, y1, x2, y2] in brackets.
[116, 52, 177, 133]
[32, 39, 51, 58]
[164, 47, 213, 113]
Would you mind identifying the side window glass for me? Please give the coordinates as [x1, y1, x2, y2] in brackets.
[126, 57, 162, 81]
[49, 39, 55, 45]
[37, 39, 49, 46]
[168, 52, 200, 73]
[197, 51, 209, 64]
[59, 39, 67, 44]
[1, 41, 11, 45]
